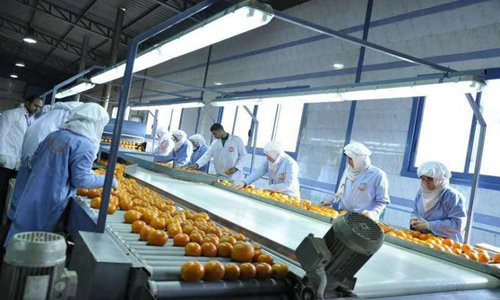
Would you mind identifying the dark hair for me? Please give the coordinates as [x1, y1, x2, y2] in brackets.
[26, 95, 42, 103]
[210, 123, 224, 132]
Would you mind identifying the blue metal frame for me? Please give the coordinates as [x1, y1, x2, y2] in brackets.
[401, 69, 500, 191]
[97, 0, 218, 232]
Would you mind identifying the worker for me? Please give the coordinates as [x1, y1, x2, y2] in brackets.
[410, 161, 466, 242]
[321, 142, 390, 221]
[7, 101, 83, 224]
[0, 95, 43, 219]
[189, 134, 209, 173]
[242, 141, 300, 198]
[152, 127, 173, 156]
[4, 103, 117, 245]
[154, 130, 193, 166]
[191, 123, 247, 181]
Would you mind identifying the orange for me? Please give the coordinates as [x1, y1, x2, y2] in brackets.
[239, 263, 256, 280]
[460, 253, 470, 259]
[167, 225, 183, 237]
[478, 253, 490, 264]
[217, 242, 233, 258]
[139, 225, 154, 241]
[147, 230, 168, 246]
[119, 198, 134, 211]
[233, 233, 246, 241]
[253, 250, 262, 262]
[220, 236, 237, 245]
[468, 252, 479, 262]
[150, 217, 166, 230]
[189, 233, 203, 244]
[90, 197, 101, 209]
[418, 233, 429, 240]
[231, 241, 255, 262]
[223, 263, 240, 281]
[257, 254, 274, 264]
[442, 238, 454, 247]
[255, 263, 273, 279]
[272, 263, 288, 279]
[131, 220, 146, 233]
[462, 244, 473, 253]
[180, 261, 204, 282]
[107, 204, 118, 214]
[339, 210, 348, 216]
[493, 254, 500, 263]
[252, 242, 262, 250]
[203, 261, 225, 281]
[452, 248, 462, 256]
[185, 242, 202, 257]
[124, 210, 142, 223]
[182, 224, 195, 235]
[207, 227, 222, 238]
[202, 236, 219, 246]
[385, 231, 397, 237]
[453, 242, 463, 251]
[173, 233, 190, 247]
[201, 243, 217, 257]
[142, 210, 157, 224]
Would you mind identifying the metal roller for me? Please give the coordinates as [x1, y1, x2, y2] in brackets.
[148, 279, 287, 299]
[143, 256, 232, 262]
[150, 266, 181, 281]
[129, 245, 185, 252]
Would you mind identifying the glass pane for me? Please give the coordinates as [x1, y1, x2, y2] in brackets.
[275, 103, 304, 152]
[478, 79, 500, 176]
[415, 94, 473, 172]
[146, 111, 154, 135]
[169, 108, 182, 131]
[112, 107, 118, 118]
[221, 106, 236, 134]
[255, 104, 277, 148]
[233, 105, 254, 145]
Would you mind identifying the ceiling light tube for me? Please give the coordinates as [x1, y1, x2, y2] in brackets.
[210, 75, 485, 106]
[55, 82, 95, 99]
[129, 98, 205, 111]
[90, 1, 273, 84]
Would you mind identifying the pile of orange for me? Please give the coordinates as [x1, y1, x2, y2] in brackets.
[157, 163, 206, 175]
[380, 223, 498, 265]
[100, 138, 143, 151]
[218, 179, 343, 219]
[180, 260, 288, 282]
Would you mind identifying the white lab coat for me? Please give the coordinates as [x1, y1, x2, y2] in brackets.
[196, 135, 247, 182]
[0, 106, 34, 169]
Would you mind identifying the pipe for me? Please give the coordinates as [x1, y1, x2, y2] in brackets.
[149, 279, 286, 299]
[463, 93, 486, 243]
[102, 7, 125, 110]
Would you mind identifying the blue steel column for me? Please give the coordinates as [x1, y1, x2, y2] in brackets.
[464, 93, 487, 243]
[335, 0, 373, 192]
[96, 0, 218, 232]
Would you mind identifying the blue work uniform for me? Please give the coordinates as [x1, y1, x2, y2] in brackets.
[190, 144, 209, 173]
[7, 157, 31, 221]
[243, 154, 300, 198]
[338, 166, 390, 217]
[154, 141, 192, 166]
[5, 129, 107, 245]
[411, 187, 466, 242]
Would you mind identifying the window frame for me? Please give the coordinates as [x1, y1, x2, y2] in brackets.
[401, 70, 500, 190]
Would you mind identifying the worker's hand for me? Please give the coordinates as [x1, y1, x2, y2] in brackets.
[361, 210, 378, 221]
[412, 218, 430, 231]
[224, 167, 238, 176]
[112, 178, 119, 190]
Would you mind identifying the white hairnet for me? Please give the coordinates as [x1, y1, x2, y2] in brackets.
[264, 141, 284, 161]
[344, 142, 372, 171]
[417, 161, 451, 187]
[52, 101, 83, 111]
[156, 126, 167, 137]
[172, 130, 187, 151]
[62, 103, 109, 146]
[189, 134, 206, 148]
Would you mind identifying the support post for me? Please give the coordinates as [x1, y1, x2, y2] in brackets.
[102, 7, 125, 110]
[243, 105, 258, 174]
[335, 0, 373, 192]
[75, 35, 89, 102]
[463, 93, 487, 243]
[196, 46, 213, 133]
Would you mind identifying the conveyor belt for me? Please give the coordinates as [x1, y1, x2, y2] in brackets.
[125, 165, 500, 298]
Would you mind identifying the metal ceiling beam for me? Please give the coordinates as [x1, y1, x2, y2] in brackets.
[0, 15, 107, 64]
[15, 0, 130, 46]
[152, 0, 203, 22]
[0, 60, 64, 88]
[0, 33, 74, 69]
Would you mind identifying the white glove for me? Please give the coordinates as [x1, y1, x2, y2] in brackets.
[362, 210, 379, 221]
[112, 178, 119, 190]
[412, 218, 430, 231]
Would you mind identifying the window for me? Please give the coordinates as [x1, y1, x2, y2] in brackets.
[146, 107, 183, 135]
[220, 103, 304, 153]
[414, 93, 473, 172]
[111, 107, 130, 119]
[477, 79, 500, 176]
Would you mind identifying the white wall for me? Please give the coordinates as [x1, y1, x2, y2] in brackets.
[118, 0, 500, 245]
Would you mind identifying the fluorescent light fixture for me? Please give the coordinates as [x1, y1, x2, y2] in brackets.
[23, 28, 37, 44]
[211, 75, 485, 106]
[332, 63, 344, 70]
[10, 74, 18, 79]
[129, 98, 205, 111]
[90, 1, 273, 84]
[15, 61, 26, 67]
[55, 82, 95, 99]
[214, 82, 223, 86]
